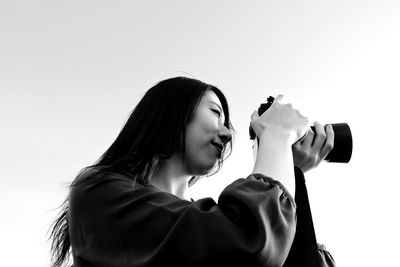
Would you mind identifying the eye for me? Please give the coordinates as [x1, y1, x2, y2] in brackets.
[211, 109, 221, 117]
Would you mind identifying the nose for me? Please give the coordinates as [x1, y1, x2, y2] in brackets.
[219, 126, 232, 145]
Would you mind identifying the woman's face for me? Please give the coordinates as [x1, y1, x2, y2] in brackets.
[182, 90, 232, 176]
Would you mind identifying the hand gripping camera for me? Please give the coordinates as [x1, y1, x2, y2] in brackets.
[249, 96, 353, 163]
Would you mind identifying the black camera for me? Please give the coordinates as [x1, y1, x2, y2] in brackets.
[249, 96, 353, 163]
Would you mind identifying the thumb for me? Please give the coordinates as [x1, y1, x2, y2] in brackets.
[251, 110, 259, 120]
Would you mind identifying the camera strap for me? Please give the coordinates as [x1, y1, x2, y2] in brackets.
[283, 167, 321, 267]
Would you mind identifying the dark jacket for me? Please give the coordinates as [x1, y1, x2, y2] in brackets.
[68, 167, 334, 267]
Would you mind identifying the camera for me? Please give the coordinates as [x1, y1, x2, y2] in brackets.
[249, 96, 353, 163]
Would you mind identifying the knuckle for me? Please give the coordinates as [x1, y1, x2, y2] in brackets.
[250, 120, 258, 130]
[285, 103, 292, 109]
[294, 146, 307, 157]
[313, 155, 320, 165]
[300, 149, 309, 157]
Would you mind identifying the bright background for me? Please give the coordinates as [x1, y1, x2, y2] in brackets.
[1, 1, 399, 266]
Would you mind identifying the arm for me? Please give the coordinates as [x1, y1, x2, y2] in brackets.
[250, 95, 309, 197]
[253, 131, 296, 197]
[68, 170, 298, 267]
[318, 244, 336, 267]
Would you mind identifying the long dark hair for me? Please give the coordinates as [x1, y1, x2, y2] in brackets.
[49, 76, 235, 267]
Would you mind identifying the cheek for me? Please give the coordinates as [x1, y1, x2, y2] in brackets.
[186, 116, 215, 142]
[183, 125, 203, 161]
[183, 127, 218, 174]
[185, 124, 200, 147]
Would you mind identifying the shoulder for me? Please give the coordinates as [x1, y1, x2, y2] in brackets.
[69, 168, 141, 206]
[68, 168, 193, 233]
[69, 167, 186, 209]
[71, 167, 142, 190]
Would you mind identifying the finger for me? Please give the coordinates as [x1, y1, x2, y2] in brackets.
[301, 128, 314, 147]
[292, 135, 303, 148]
[250, 110, 259, 120]
[312, 121, 326, 149]
[320, 124, 335, 159]
[274, 94, 284, 104]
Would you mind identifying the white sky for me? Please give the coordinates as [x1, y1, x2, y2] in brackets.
[1, 0, 399, 266]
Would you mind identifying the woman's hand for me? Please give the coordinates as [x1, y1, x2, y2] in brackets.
[292, 121, 334, 173]
[251, 95, 309, 197]
[250, 95, 309, 145]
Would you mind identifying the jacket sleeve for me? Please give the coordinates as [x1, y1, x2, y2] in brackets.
[318, 244, 336, 267]
[68, 171, 297, 267]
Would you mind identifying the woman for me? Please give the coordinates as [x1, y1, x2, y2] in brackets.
[50, 76, 335, 266]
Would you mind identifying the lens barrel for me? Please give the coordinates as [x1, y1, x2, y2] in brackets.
[310, 123, 352, 163]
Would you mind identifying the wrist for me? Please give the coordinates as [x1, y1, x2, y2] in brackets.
[253, 131, 296, 197]
[259, 129, 293, 146]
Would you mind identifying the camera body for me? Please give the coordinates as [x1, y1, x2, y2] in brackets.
[249, 96, 353, 163]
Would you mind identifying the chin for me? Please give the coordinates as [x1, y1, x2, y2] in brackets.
[199, 162, 219, 176]
[185, 156, 219, 176]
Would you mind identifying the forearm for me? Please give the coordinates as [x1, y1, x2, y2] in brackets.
[252, 131, 296, 197]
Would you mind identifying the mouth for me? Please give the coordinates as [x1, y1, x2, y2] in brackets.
[211, 142, 223, 155]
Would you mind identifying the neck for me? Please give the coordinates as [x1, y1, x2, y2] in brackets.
[150, 155, 191, 200]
